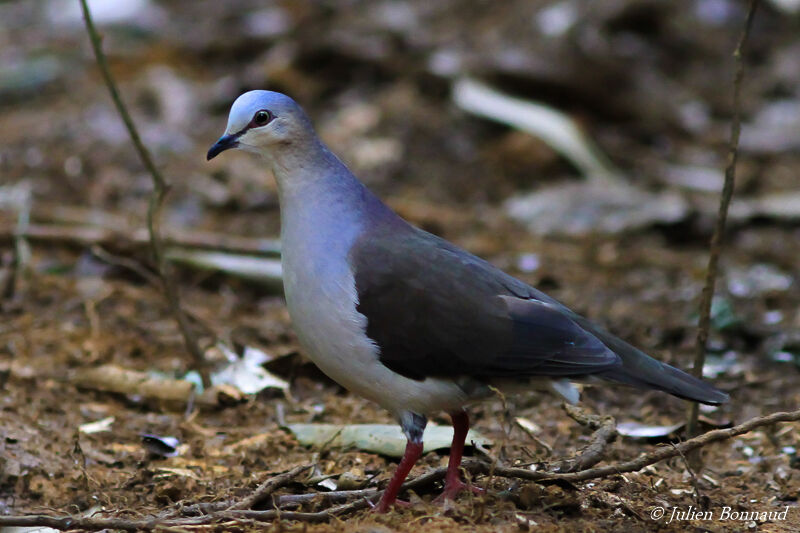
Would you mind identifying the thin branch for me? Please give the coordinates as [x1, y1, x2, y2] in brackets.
[79, 0, 211, 388]
[688, 0, 758, 443]
[0, 515, 187, 532]
[475, 407, 800, 484]
[7, 183, 32, 300]
[227, 464, 312, 510]
[221, 498, 375, 523]
[90, 245, 161, 287]
[178, 487, 380, 517]
[549, 404, 617, 473]
[0, 222, 281, 257]
[275, 487, 378, 507]
[670, 442, 705, 508]
[2, 407, 798, 530]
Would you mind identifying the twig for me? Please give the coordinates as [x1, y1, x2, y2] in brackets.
[176, 487, 379, 517]
[670, 442, 705, 508]
[0, 251, 13, 300]
[469, 407, 800, 484]
[90, 245, 161, 288]
[172, 465, 316, 517]
[168, 500, 232, 518]
[221, 497, 376, 523]
[9, 183, 32, 299]
[514, 419, 553, 456]
[274, 487, 379, 507]
[549, 404, 616, 473]
[0, 515, 194, 532]
[227, 464, 312, 510]
[0, 221, 281, 257]
[79, 0, 211, 388]
[687, 0, 759, 447]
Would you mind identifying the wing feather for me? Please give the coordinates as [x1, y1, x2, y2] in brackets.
[350, 226, 620, 380]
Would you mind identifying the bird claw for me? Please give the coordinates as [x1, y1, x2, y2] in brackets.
[372, 497, 412, 513]
[433, 479, 484, 503]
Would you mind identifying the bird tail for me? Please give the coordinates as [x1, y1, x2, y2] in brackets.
[589, 326, 729, 405]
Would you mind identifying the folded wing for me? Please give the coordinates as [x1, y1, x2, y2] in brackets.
[350, 223, 728, 406]
[351, 226, 620, 380]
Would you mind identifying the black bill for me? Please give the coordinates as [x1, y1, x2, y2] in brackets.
[206, 133, 240, 160]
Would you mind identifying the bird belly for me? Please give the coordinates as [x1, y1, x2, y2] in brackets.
[282, 252, 468, 417]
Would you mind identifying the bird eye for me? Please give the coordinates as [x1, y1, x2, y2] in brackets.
[253, 110, 272, 126]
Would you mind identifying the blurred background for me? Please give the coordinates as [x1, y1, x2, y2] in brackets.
[1, 0, 800, 528]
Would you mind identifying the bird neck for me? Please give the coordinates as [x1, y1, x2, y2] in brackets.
[268, 138, 359, 200]
[267, 138, 404, 245]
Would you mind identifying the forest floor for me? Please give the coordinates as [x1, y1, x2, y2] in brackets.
[2, 1, 800, 531]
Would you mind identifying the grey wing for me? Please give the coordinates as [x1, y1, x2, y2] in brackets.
[350, 227, 621, 381]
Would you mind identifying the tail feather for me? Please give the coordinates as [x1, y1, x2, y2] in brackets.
[582, 321, 729, 405]
[526, 288, 729, 405]
[597, 360, 729, 405]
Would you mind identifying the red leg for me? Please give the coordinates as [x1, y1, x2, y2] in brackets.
[374, 439, 424, 513]
[438, 410, 483, 501]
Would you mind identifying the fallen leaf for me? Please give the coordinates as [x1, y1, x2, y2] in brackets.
[156, 467, 199, 479]
[616, 421, 685, 439]
[212, 344, 289, 395]
[286, 423, 491, 458]
[78, 416, 115, 434]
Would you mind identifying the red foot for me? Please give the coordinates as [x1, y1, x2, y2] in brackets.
[433, 411, 485, 505]
[372, 497, 412, 513]
[434, 478, 485, 503]
[373, 440, 424, 513]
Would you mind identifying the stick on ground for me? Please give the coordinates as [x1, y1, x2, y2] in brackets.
[227, 464, 312, 511]
[78, 0, 211, 388]
[548, 404, 617, 473]
[687, 0, 759, 448]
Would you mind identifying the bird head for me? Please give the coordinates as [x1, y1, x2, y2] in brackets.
[207, 90, 314, 160]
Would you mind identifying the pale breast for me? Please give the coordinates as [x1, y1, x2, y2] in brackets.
[279, 195, 468, 417]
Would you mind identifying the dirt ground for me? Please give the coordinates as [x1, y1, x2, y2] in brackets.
[2, 1, 800, 532]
